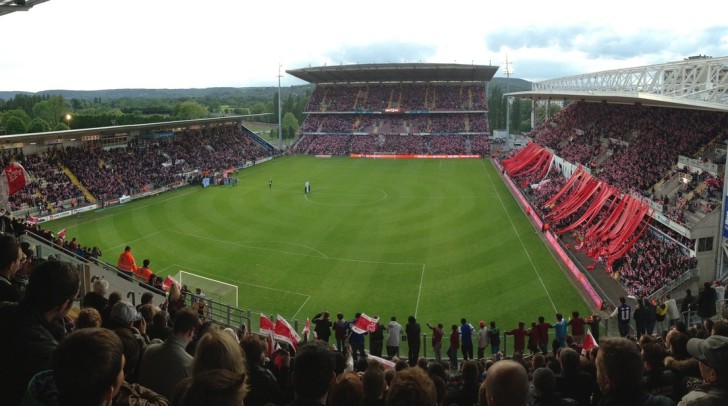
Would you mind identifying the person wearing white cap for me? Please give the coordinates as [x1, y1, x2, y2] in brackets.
[679, 335, 728, 405]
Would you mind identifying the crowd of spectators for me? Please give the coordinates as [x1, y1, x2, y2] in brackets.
[293, 134, 491, 156]
[507, 101, 728, 296]
[305, 83, 488, 112]
[4, 125, 269, 217]
[1, 245, 726, 406]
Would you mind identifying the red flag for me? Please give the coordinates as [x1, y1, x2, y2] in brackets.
[351, 313, 379, 334]
[57, 228, 67, 240]
[582, 328, 599, 355]
[275, 314, 301, 350]
[302, 318, 311, 340]
[0, 162, 30, 204]
[163, 276, 178, 292]
[26, 216, 39, 224]
[366, 354, 396, 369]
[259, 314, 276, 356]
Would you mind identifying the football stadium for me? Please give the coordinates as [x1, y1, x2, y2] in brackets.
[2, 2, 728, 406]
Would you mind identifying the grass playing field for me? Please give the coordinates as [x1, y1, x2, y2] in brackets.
[47, 156, 589, 348]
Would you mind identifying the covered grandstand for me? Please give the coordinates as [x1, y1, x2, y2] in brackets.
[502, 55, 728, 297]
[287, 63, 499, 156]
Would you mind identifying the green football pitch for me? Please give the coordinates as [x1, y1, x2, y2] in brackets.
[47, 156, 589, 342]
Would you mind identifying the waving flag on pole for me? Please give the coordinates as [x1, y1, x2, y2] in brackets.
[57, 228, 67, 240]
[275, 314, 301, 350]
[581, 328, 599, 355]
[367, 354, 396, 369]
[260, 314, 277, 356]
[302, 318, 311, 341]
[0, 162, 30, 205]
[351, 313, 379, 334]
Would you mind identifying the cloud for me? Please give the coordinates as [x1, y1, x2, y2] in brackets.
[322, 42, 438, 66]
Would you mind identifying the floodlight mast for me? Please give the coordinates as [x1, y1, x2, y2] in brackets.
[278, 63, 283, 150]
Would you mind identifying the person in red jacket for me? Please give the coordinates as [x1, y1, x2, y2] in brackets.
[506, 321, 528, 355]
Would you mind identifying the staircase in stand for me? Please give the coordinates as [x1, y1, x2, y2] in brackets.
[60, 164, 96, 204]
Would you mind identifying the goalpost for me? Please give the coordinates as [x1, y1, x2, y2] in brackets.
[175, 270, 239, 308]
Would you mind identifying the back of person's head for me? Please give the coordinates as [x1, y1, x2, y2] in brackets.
[240, 334, 266, 367]
[461, 318, 466, 324]
[427, 361, 447, 382]
[138, 303, 156, 324]
[461, 359, 479, 385]
[0, 234, 20, 274]
[408, 315, 416, 323]
[173, 307, 202, 335]
[641, 341, 666, 372]
[337, 312, 344, 320]
[713, 320, 728, 337]
[92, 278, 109, 295]
[532, 353, 546, 369]
[666, 330, 689, 357]
[25, 260, 79, 313]
[114, 328, 140, 380]
[75, 307, 102, 329]
[362, 363, 386, 400]
[532, 367, 556, 397]
[177, 368, 246, 406]
[293, 340, 336, 400]
[385, 366, 437, 406]
[484, 360, 529, 406]
[619, 296, 626, 304]
[596, 337, 643, 394]
[394, 360, 409, 371]
[53, 328, 124, 406]
[559, 347, 580, 373]
[108, 291, 122, 305]
[328, 371, 363, 406]
[556, 313, 563, 321]
[140, 291, 153, 305]
[192, 329, 245, 376]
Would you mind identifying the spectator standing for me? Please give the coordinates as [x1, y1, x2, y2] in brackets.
[349, 313, 367, 362]
[333, 312, 348, 355]
[426, 322, 444, 364]
[447, 324, 460, 369]
[645, 298, 657, 336]
[611, 297, 632, 338]
[656, 298, 669, 336]
[536, 316, 553, 354]
[696, 282, 717, 322]
[460, 318, 475, 360]
[405, 315, 421, 366]
[477, 321, 489, 359]
[386, 316, 403, 358]
[369, 317, 384, 358]
[312, 311, 333, 343]
[681, 289, 697, 326]
[665, 294, 681, 328]
[241, 335, 287, 406]
[489, 321, 501, 356]
[506, 321, 528, 355]
[554, 314, 567, 349]
[568, 311, 586, 344]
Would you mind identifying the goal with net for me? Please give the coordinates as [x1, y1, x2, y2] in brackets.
[175, 270, 239, 307]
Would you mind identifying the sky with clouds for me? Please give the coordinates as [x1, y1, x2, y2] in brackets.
[1, 0, 727, 92]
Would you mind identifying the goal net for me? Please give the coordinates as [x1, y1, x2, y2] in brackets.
[175, 271, 239, 308]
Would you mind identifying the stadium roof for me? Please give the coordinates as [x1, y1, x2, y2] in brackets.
[507, 56, 728, 112]
[287, 63, 499, 84]
[0, 0, 50, 17]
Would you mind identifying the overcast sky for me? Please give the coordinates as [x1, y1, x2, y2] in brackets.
[2, 0, 727, 92]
